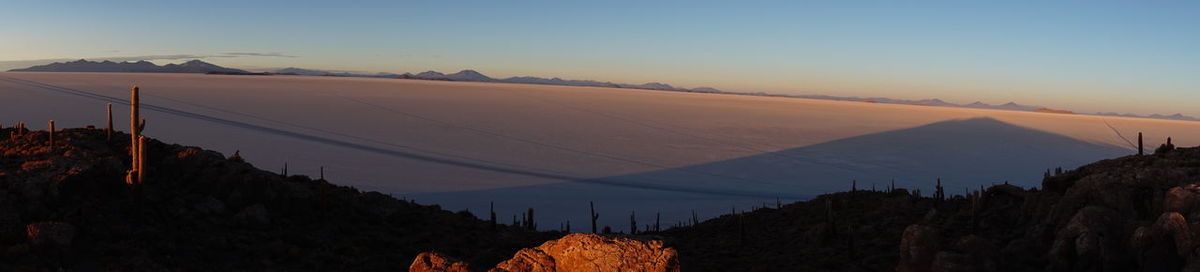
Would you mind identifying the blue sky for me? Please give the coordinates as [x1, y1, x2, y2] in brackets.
[1, 1, 1198, 116]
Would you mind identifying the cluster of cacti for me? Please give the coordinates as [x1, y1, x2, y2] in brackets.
[1156, 136, 1176, 154]
[126, 86, 147, 186]
[522, 208, 536, 231]
[9, 122, 27, 140]
[589, 201, 600, 234]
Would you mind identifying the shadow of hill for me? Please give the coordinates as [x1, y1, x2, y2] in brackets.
[412, 117, 1131, 230]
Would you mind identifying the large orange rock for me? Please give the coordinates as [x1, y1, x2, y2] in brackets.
[409, 252, 471, 272]
[488, 233, 679, 272]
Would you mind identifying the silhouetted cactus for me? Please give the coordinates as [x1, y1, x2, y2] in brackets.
[106, 103, 113, 141]
[489, 201, 497, 230]
[655, 212, 661, 232]
[851, 180, 857, 192]
[281, 163, 288, 177]
[525, 207, 536, 231]
[1156, 137, 1176, 155]
[590, 201, 600, 234]
[1138, 132, 1144, 155]
[934, 178, 945, 201]
[630, 211, 637, 234]
[47, 120, 54, 147]
[691, 210, 699, 226]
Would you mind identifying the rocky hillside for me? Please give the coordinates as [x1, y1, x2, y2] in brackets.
[658, 143, 1200, 271]
[0, 126, 560, 271]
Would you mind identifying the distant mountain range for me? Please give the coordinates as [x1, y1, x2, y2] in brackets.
[9, 59, 249, 74]
[9, 59, 1197, 122]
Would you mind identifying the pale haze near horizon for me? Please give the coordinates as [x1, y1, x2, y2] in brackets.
[1, 1, 1197, 116]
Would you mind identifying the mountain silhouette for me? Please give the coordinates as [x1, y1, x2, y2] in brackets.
[9, 59, 248, 73]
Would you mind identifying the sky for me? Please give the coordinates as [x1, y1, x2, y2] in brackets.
[1, 0, 1197, 116]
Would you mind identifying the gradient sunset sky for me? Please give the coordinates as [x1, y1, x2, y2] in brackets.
[2, 1, 1197, 116]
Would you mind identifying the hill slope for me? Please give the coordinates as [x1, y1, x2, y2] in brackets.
[656, 143, 1199, 271]
[0, 126, 558, 270]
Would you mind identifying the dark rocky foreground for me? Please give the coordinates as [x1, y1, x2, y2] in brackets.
[4, 124, 1199, 271]
[658, 141, 1199, 271]
[0, 127, 560, 271]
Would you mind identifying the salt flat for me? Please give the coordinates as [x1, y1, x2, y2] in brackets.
[2, 72, 1196, 229]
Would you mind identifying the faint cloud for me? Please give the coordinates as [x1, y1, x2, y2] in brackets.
[222, 52, 297, 58]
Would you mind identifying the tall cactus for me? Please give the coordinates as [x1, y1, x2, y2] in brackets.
[106, 103, 113, 141]
[1138, 132, 1144, 155]
[655, 212, 661, 232]
[131, 86, 140, 161]
[590, 201, 600, 234]
[137, 135, 145, 184]
[629, 211, 637, 235]
[489, 201, 497, 230]
[525, 207, 536, 231]
[125, 86, 148, 186]
[47, 120, 54, 147]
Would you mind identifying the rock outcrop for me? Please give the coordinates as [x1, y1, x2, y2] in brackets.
[411, 233, 680, 272]
[410, 252, 471, 272]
